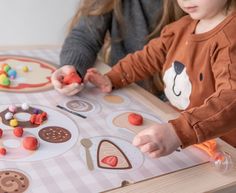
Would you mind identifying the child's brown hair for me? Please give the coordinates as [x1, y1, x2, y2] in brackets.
[226, 0, 236, 12]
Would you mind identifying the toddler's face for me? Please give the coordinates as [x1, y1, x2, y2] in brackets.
[177, 0, 228, 20]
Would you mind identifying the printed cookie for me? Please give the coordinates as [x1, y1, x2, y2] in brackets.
[38, 126, 71, 143]
[65, 99, 93, 112]
[103, 94, 124, 104]
[0, 170, 29, 193]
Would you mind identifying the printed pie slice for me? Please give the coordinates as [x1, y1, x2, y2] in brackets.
[97, 140, 132, 169]
[101, 155, 118, 167]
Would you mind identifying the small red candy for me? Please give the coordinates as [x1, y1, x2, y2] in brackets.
[128, 113, 143, 126]
[62, 72, 82, 85]
[0, 147, 6, 155]
[13, 127, 24, 137]
[23, 136, 38, 150]
[0, 129, 3, 138]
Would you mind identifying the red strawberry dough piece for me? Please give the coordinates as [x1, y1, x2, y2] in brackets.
[128, 113, 143, 126]
[101, 155, 118, 167]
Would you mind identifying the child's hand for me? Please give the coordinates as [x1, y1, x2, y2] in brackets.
[84, 68, 112, 93]
[51, 65, 84, 96]
[132, 123, 181, 158]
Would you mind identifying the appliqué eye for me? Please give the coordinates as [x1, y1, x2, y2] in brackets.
[199, 73, 203, 81]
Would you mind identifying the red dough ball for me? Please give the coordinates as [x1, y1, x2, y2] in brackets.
[62, 72, 82, 85]
[0, 147, 6, 155]
[13, 127, 24, 137]
[128, 113, 143, 126]
[0, 129, 3, 138]
[23, 136, 38, 150]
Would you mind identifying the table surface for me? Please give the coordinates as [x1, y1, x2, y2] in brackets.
[0, 47, 236, 193]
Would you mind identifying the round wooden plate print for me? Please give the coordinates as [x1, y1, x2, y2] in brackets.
[0, 55, 57, 92]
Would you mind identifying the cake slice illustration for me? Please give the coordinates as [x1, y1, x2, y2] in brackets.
[97, 140, 132, 169]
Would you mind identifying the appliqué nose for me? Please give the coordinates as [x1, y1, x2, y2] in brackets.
[174, 61, 184, 75]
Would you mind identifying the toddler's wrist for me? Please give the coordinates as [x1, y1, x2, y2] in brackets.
[104, 75, 113, 91]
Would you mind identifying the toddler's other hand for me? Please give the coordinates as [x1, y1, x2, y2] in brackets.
[84, 68, 112, 93]
[51, 65, 84, 96]
[133, 123, 181, 158]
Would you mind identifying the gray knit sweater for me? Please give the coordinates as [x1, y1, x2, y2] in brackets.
[60, 0, 163, 77]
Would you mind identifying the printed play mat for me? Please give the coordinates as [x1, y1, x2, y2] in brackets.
[0, 55, 57, 92]
[0, 50, 210, 193]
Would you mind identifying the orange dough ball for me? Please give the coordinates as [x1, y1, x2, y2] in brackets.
[23, 136, 38, 150]
[128, 113, 143, 126]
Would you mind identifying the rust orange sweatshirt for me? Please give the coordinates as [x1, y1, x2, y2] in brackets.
[106, 12, 236, 147]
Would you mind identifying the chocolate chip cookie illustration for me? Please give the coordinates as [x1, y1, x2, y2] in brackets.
[38, 126, 71, 143]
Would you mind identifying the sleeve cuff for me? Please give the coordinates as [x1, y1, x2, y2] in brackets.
[60, 49, 96, 77]
[169, 114, 198, 148]
[105, 69, 127, 89]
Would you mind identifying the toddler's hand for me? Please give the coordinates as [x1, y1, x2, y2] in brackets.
[51, 65, 84, 96]
[133, 123, 181, 158]
[84, 68, 112, 93]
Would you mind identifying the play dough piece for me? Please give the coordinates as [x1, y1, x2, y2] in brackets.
[13, 127, 24, 137]
[0, 75, 10, 86]
[0, 129, 3, 138]
[33, 108, 40, 114]
[21, 102, 29, 110]
[7, 69, 17, 79]
[10, 118, 18, 127]
[3, 64, 10, 72]
[62, 72, 82, 85]
[0, 70, 7, 76]
[23, 136, 38, 150]
[0, 147, 6, 155]
[4, 112, 13, 120]
[22, 65, 29, 72]
[128, 113, 143, 126]
[8, 104, 17, 113]
[97, 140, 132, 169]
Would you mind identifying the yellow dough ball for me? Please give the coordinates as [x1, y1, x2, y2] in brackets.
[10, 119, 18, 127]
[22, 66, 29, 72]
